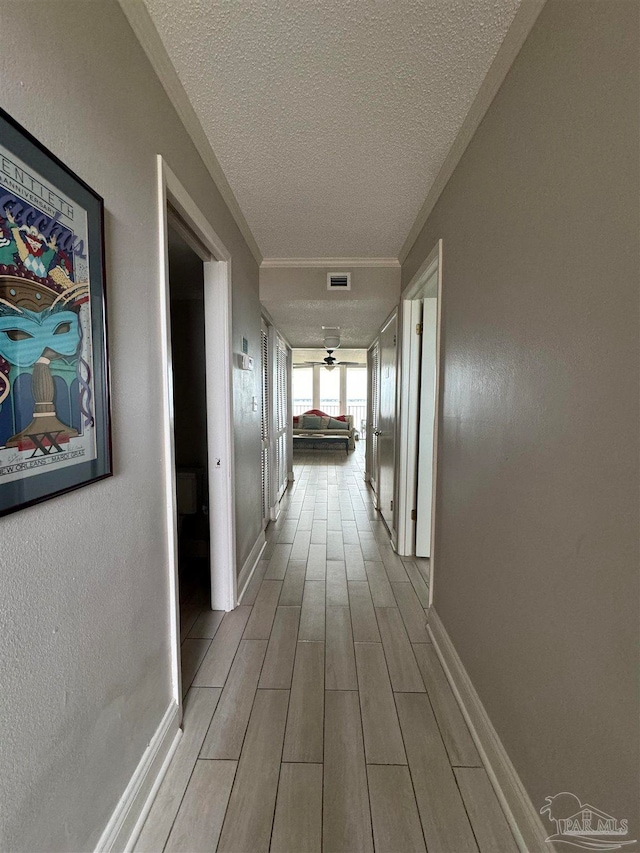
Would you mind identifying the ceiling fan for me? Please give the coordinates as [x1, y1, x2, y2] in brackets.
[297, 349, 362, 371]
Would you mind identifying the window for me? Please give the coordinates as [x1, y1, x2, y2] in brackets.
[292, 367, 312, 415]
[319, 368, 340, 415]
[346, 367, 367, 428]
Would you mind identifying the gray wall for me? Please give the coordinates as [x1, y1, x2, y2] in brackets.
[404, 0, 639, 832]
[0, 2, 261, 849]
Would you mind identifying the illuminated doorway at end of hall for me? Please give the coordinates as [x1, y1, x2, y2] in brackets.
[292, 349, 368, 438]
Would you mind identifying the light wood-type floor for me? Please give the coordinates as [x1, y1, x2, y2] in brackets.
[136, 443, 518, 853]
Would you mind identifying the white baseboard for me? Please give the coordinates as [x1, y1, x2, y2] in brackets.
[123, 725, 182, 853]
[427, 607, 554, 853]
[269, 503, 281, 521]
[95, 701, 181, 853]
[237, 531, 266, 603]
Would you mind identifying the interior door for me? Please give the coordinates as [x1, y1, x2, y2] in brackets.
[368, 341, 380, 497]
[378, 312, 397, 533]
[415, 298, 438, 556]
[261, 321, 270, 526]
[272, 333, 289, 508]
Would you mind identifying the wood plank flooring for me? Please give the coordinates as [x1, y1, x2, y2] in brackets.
[136, 444, 518, 853]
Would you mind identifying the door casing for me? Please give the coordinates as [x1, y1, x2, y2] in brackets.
[396, 239, 443, 604]
[157, 156, 237, 711]
[260, 319, 270, 529]
[415, 296, 438, 557]
[377, 309, 399, 538]
[366, 340, 380, 498]
[270, 328, 290, 517]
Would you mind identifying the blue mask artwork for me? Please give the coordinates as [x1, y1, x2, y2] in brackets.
[0, 306, 80, 366]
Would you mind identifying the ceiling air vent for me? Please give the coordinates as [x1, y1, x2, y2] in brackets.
[327, 272, 351, 291]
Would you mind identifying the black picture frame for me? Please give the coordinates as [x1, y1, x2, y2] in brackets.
[0, 108, 111, 516]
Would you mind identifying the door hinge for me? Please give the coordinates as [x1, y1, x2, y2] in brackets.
[410, 509, 416, 520]
[416, 323, 423, 335]
[390, 500, 394, 511]
[393, 335, 397, 346]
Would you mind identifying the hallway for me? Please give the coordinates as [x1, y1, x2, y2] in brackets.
[136, 445, 518, 853]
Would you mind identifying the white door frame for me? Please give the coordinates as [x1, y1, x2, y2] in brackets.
[286, 346, 294, 485]
[261, 307, 294, 493]
[365, 338, 380, 499]
[260, 318, 270, 530]
[396, 239, 443, 604]
[268, 328, 291, 519]
[377, 308, 399, 540]
[157, 156, 237, 707]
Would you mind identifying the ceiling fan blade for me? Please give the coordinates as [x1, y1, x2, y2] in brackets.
[294, 359, 365, 367]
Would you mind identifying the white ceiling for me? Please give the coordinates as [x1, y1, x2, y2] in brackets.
[263, 295, 396, 348]
[260, 264, 400, 347]
[142, 0, 523, 259]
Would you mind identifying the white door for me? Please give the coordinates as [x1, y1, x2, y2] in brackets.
[260, 321, 270, 527]
[378, 312, 397, 533]
[368, 341, 380, 497]
[416, 298, 438, 556]
[271, 332, 289, 512]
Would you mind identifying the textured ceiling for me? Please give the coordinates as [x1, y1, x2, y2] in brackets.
[262, 295, 396, 348]
[142, 0, 522, 258]
[260, 265, 400, 347]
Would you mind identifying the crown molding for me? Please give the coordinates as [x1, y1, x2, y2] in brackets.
[260, 257, 400, 269]
[398, 0, 548, 264]
[117, 0, 263, 265]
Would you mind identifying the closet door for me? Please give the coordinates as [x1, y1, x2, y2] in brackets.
[415, 298, 438, 557]
[261, 321, 270, 526]
[272, 332, 289, 508]
[377, 311, 397, 534]
[369, 340, 380, 497]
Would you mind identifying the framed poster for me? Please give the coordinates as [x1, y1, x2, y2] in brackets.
[0, 108, 111, 516]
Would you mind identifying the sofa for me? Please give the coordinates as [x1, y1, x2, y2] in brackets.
[293, 409, 355, 450]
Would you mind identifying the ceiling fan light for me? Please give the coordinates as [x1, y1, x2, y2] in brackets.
[325, 363, 335, 371]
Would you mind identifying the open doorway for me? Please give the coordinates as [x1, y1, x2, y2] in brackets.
[167, 223, 212, 676]
[158, 157, 237, 710]
[397, 239, 442, 602]
[291, 348, 367, 423]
